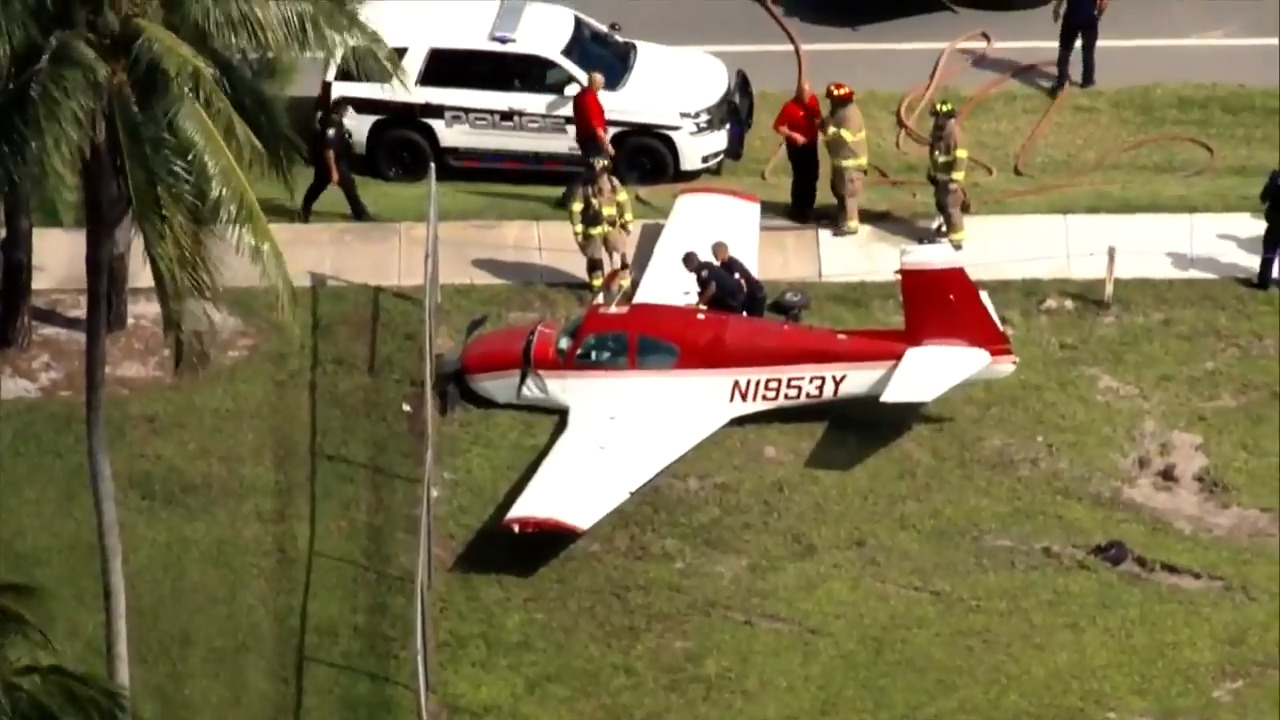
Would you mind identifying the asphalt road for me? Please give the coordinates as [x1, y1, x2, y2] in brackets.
[286, 0, 1279, 96]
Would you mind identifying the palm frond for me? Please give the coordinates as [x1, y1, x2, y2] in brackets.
[201, 50, 306, 191]
[172, 99, 293, 317]
[164, 0, 405, 87]
[0, 31, 107, 209]
[0, 0, 47, 75]
[126, 17, 281, 177]
[0, 581, 53, 651]
[108, 79, 214, 346]
[8, 663, 127, 719]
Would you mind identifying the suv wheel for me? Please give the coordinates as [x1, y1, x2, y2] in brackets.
[372, 127, 434, 183]
[613, 135, 675, 186]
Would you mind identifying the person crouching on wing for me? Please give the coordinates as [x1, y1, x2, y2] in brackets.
[568, 157, 634, 292]
[711, 241, 767, 317]
[682, 251, 745, 313]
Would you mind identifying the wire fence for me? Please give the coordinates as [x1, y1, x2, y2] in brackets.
[414, 162, 440, 720]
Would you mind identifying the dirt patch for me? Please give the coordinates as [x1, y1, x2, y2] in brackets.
[1037, 296, 1076, 313]
[0, 293, 256, 400]
[1084, 367, 1141, 401]
[660, 474, 727, 497]
[1120, 421, 1278, 542]
[986, 536, 1227, 591]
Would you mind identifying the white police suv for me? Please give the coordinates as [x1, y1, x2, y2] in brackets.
[320, 0, 755, 184]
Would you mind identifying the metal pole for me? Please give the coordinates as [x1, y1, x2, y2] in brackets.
[414, 161, 438, 720]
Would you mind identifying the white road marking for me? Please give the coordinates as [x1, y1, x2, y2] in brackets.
[685, 37, 1280, 53]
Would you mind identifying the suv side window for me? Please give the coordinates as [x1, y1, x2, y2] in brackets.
[573, 332, 631, 369]
[636, 336, 680, 370]
[418, 48, 574, 94]
[335, 46, 408, 83]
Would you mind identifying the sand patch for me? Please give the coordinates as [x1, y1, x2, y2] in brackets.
[1084, 367, 1141, 401]
[1120, 421, 1278, 542]
[1, 292, 255, 400]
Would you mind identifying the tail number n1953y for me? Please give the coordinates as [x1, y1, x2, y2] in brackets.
[729, 373, 847, 403]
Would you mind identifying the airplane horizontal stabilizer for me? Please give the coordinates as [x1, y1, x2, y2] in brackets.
[879, 345, 993, 404]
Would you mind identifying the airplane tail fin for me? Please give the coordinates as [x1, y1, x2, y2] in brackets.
[897, 244, 1010, 350]
[877, 244, 1015, 404]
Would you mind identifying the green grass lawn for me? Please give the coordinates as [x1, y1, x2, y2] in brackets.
[23, 84, 1280, 226]
[2, 279, 1278, 720]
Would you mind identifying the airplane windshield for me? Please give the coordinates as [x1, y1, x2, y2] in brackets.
[561, 16, 635, 90]
[555, 313, 585, 360]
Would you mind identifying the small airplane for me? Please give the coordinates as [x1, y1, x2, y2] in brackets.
[445, 188, 1017, 537]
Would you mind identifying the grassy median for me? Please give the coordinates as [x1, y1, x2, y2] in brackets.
[20, 83, 1280, 226]
[2, 279, 1277, 719]
[258, 83, 1277, 222]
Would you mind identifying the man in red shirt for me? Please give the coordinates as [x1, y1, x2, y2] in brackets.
[560, 71, 612, 207]
[772, 82, 822, 223]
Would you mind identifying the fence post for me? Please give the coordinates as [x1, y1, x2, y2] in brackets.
[1103, 245, 1116, 307]
[415, 161, 439, 720]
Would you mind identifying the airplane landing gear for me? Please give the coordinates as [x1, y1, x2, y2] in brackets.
[768, 288, 811, 323]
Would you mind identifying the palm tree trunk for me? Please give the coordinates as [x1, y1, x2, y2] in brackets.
[83, 132, 132, 709]
[0, 184, 34, 350]
[105, 210, 132, 335]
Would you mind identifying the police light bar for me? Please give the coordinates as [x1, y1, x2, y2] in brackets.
[490, 0, 526, 44]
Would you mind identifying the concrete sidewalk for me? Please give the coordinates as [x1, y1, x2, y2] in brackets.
[25, 213, 1274, 291]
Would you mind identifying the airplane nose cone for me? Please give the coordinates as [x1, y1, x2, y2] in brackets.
[459, 324, 535, 378]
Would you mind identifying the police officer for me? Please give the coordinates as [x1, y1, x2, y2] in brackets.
[711, 241, 766, 317]
[1051, 0, 1109, 95]
[926, 100, 970, 250]
[300, 100, 371, 223]
[820, 82, 868, 237]
[569, 157, 634, 293]
[682, 251, 744, 314]
[1253, 167, 1280, 290]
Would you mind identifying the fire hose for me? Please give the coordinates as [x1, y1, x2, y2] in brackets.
[760, 27, 1217, 213]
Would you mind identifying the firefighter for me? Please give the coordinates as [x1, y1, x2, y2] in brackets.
[569, 157, 634, 292]
[926, 99, 969, 250]
[820, 82, 868, 237]
[711, 241, 766, 317]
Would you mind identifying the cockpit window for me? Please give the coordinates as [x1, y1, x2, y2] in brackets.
[636, 335, 679, 369]
[573, 332, 631, 369]
[561, 15, 635, 90]
[555, 313, 585, 361]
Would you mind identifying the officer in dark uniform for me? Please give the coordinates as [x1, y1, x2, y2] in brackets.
[300, 100, 371, 223]
[711, 241, 766, 317]
[682, 251, 744, 314]
[1253, 168, 1280, 290]
[1050, 0, 1109, 95]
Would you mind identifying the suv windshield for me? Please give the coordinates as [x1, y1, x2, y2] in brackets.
[555, 313, 585, 360]
[561, 16, 635, 90]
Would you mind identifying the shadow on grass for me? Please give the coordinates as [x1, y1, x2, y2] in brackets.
[292, 274, 421, 720]
[450, 397, 947, 578]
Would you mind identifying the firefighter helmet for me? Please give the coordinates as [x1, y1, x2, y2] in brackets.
[825, 82, 854, 100]
[930, 99, 957, 119]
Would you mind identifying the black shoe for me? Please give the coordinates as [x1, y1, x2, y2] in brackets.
[1236, 277, 1271, 291]
[1050, 80, 1067, 96]
[298, 211, 311, 224]
[1081, 78, 1096, 89]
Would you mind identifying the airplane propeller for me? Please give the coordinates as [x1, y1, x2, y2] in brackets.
[433, 314, 488, 415]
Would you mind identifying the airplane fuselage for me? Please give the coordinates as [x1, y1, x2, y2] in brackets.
[466, 350, 1018, 415]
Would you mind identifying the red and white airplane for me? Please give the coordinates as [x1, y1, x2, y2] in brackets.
[453, 188, 1017, 536]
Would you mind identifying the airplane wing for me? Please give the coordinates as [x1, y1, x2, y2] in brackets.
[879, 345, 993, 404]
[630, 188, 761, 307]
[502, 401, 732, 534]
